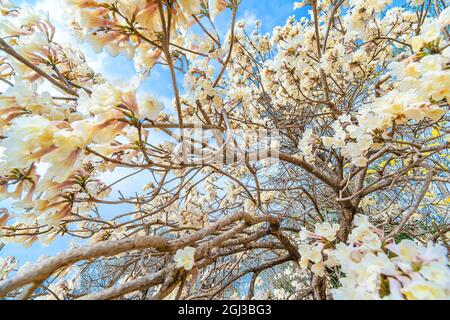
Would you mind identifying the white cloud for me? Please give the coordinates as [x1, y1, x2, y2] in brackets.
[240, 9, 258, 28]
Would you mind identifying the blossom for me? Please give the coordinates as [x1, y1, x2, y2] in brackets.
[438, 6, 450, 27]
[208, 0, 227, 21]
[314, 222, 340, 242]
[174, 247, 196, 271]
[419, 262, 450, 284]
[353, 214, 372, 228]
[409, 0, 424, 6]
[348, 226, 382, 251]
[421, 22, 441, 43]
[299, 227, 314, 241]
[0, 256, 17, 280]
[330, 218, 450, 300]
[0, 0, 449, 301]
[137, 94, 163, 120]
[311, 262, 326, 277]
[401, 280, 448, 300]
[387, 240, 420, 263]
[298, 129, 317, 163]
[293, 2, 306, 10]
[78, 81, 131, 117]
[1, 115, 57, 169]
[298, 243, 325, 276]
[0, 208, 11, 228]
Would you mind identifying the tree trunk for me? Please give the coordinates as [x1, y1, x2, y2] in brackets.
[312, 276, 327, 300]
[337, 202, 356, 242]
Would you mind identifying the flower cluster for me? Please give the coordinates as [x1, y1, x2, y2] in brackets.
[333, 216, 449, 299]
[0, 256, 17, 281]
[321, 44, 449, 167]
[298, 221, 341, 277]
[66, 0, 227, 74]
[0, 0, 448, 301]
[0, 2, 98, 84]
[298, 215, 450, 300]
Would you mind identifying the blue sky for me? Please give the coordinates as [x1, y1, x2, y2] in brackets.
[1, 0, 307, 265]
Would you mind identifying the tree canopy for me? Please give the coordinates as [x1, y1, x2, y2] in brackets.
[0, 0, 449, 300]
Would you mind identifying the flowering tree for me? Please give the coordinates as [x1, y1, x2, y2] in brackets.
[0, 0, 449, 300]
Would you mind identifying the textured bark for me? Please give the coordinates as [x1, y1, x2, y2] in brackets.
[312, 276, 328, 300]
[0, 236, 169, 298]
[337, 201, 356, 242]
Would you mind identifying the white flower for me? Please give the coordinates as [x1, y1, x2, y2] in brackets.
[208, 0, 227, 21]
[401, 279, 448, 300]
[260, 191, 276, 203]
[419, 262, 450, 284]
[353, 214, 372, 228]
[349, 226, 382, 251]
[311, 262, 326, 277]
[352, 156, 368, 167]
[299, 227, 314, 241]
[299, 243, 324, 266]
[409, 0, 424, 6]
[314, 222, 340, 241]
[298, 129, 316, 163]
[388, 239, 420, 263]
[362, 252, 397, 276]
[438, 6, 450, 27]
[411, 36, 426, 52]
[0, 256, 17, 280]
[174, 246, 196, 271]
[442, 46, 450, 59]
[421, 241, 448, 263]
[293, 2, 306, 10]
[417, 55, 444, 73]
[420, 22, 441, 42]
[77, 82, 123, 116]
[1, 115, 56, 169]
[137, 94, 163, 120]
